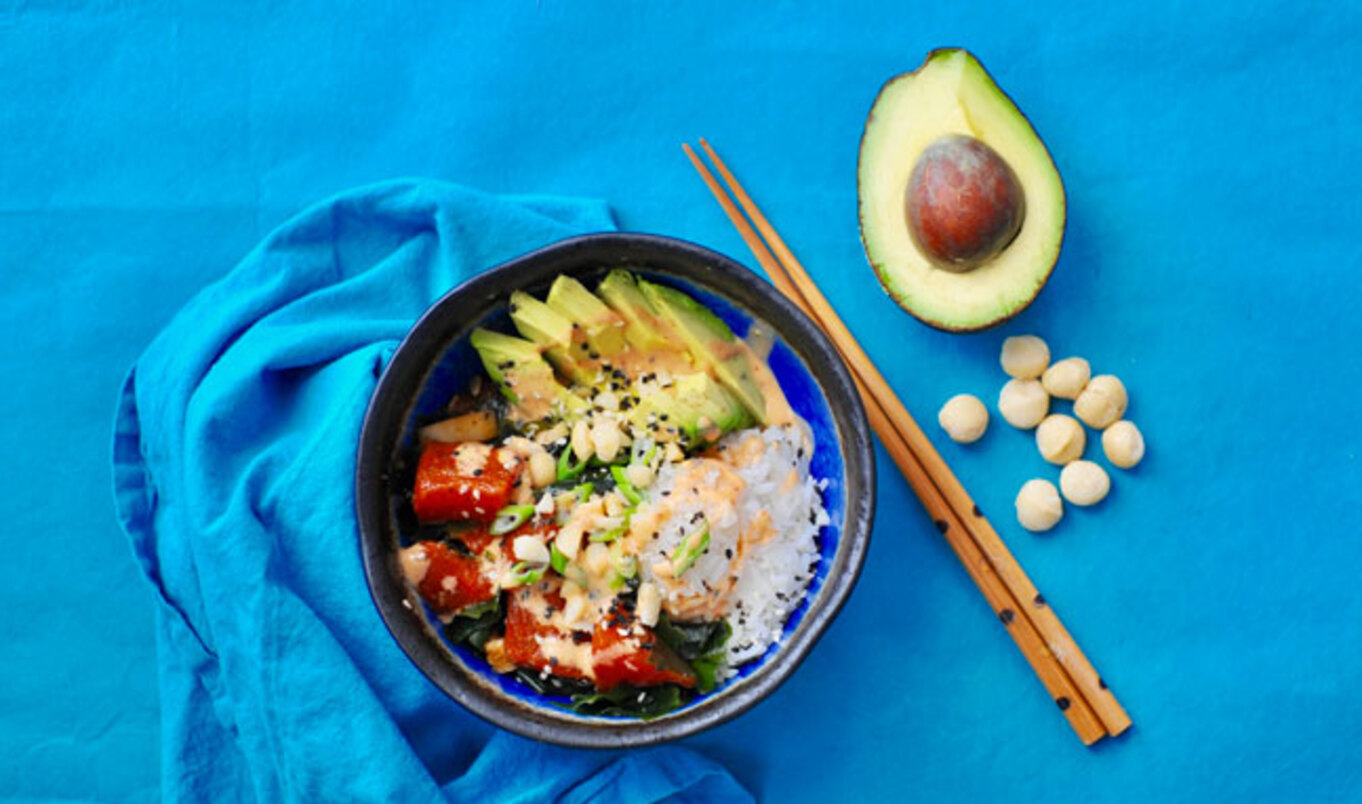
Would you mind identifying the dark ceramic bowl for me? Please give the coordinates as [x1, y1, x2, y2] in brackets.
[356, 233, 875, 748]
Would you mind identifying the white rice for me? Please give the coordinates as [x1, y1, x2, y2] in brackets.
[636, 423, 828, 674]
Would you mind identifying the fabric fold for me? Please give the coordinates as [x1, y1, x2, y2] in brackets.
[111, 179, 751, 803]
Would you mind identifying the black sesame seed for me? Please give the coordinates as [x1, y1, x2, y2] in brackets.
[999, 609, 1015, 625]
[972, 504, 983, 517]
[572, 631, 591, 644]
[934, 520, 949, 534]
[1033, 593, 1047, 606]
[1056, 697, 1071, 711]
[1098, 677, 1108, 690]
[472, 469, 483, 476]
[725, 548, 733, 559]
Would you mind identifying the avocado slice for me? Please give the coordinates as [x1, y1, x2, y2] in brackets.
[858, 48, 1065, 332]
[597, 269, 677, 353]
[596, 270, 699, 377]
[545, 275, 629, 359]
[469, 327, 586, 421]
[637, 280, 767, 424]
[629, 372, 753, 445]
[507, 291, 594, 385]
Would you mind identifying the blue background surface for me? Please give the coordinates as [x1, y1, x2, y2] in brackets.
[2, 2, 1358, 801]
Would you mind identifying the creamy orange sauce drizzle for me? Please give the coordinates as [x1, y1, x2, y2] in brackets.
[742, 343, 794, 426]
[502, 365, 561, 422]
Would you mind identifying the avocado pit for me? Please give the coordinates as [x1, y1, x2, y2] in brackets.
[906, 134, 1026, 272]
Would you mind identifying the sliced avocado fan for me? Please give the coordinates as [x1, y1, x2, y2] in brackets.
[545, 275, 629, 359]
[469, 327, 586, 421]
[637, 279, 767, 424]
[508, 290, 595, 385]
[628, 371, 753, 446]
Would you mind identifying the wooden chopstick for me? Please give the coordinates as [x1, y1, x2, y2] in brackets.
[683, 140, 1131, 743]
[680, 143, 1103, 745]
[692, 139, 1132, 739]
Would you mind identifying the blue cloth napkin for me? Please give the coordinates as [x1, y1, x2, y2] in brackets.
[111, 179, 753, 803]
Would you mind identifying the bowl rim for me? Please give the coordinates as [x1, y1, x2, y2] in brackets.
[356, 231, 875, 748]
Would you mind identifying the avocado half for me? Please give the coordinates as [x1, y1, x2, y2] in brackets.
[858, 48, 1066, 332]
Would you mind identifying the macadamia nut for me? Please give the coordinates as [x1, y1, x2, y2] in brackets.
[998, 378, 1049, 429]
[1041, 357, 1091, 400]
[1035, 414, 1086, 465]
[1073, 375, 1128, 429]
[938, 394, 989, 444]
[1102, 420, 1145, 469]
[1000, 335, 1051, 379]
[1059, 460, 1111, 506]
[1015, 479, 1063, 532]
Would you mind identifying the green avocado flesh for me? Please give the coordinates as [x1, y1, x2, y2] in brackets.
[629, 371, 753, 446]
[636, 280, 768, 424]
[508, 291, 594, 384]
[546, 275, 629, 358]
[472, 272, 769, 439]
[468, 328, 586, 420]
[597, 269, 678, 353]
[858, 48, 1066, 332]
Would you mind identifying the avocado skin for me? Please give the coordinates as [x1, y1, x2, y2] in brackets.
[636, 280, 768, 424]
[857, 47, 1067, 333]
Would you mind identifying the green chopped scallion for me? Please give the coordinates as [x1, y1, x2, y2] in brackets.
[590, 525, 627, 543]
[489, 504, 536, 536]
[550, 543, 569, 574]
[611, 465, 643, 505]
[556, 446, 588, 482]
[507, 561, 545, 587]
[669, 520, 711, 577]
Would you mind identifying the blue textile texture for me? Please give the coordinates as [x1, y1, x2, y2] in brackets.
[3, 1, 1361, 801]
[111, 180, 752, 803]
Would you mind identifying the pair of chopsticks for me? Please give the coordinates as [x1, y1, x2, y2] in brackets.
[683, 139, 1131, 745]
